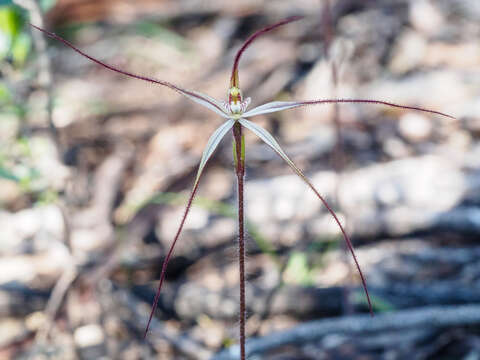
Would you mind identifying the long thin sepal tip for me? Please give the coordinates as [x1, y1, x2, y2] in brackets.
[29, 23, 228, 116]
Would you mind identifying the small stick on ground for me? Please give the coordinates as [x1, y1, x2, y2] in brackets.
[213, 304, 480, 360]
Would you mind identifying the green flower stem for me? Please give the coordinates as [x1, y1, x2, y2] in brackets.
[233, 122, 246, 360]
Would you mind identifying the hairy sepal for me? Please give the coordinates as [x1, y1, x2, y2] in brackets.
[238, 118, 373, 314]
[145, 119, 235, 337]
[243, 101, 300, 117]
[243, 99, 456, 120]
[30, 24, 229, 118]
[183, 90, 230, 118]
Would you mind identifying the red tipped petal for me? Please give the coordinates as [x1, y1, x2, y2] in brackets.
[298, 99, 457, 120]
[239, 118, 373, 315]
[305, 181, 374, 316]
[30, 24, 227, 116]
[144, 182, 200, 338]
[144, 120, 234, 337]
[230, 16, 303, 87]
[243, 99, 456, 120]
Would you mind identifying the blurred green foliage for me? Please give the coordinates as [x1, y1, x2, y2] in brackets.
[0, 0, 56, 65]
[0, 137, 41, 187]
[285, 251, 314, 286]
[0, 164, 19, 182]
[133, 20, 191, 52]
[0, 81, 11, 103]
[0, 1, 58, 200]
[39, 0, 56, 12]
[0, 4, 30, 66]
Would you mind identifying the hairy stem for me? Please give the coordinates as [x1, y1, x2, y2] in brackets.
[233, 122, 246, 360]
[238, 118, 373, 315]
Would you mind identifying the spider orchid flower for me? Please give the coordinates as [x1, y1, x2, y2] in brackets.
[31, 15, 455, 353]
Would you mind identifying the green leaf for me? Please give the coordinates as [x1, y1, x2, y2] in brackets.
[195, 119, 235, 185]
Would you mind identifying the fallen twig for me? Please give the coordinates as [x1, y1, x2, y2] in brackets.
[213, 304, 480, 359]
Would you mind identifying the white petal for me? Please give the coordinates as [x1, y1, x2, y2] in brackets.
[242, 101, 302, 117]
[238, 118, 296, 169]
[180, 89, 230, 118]
[243, 99, 456, 120]
[29, 24, 229, 119]
[194, 119, 236, 185]
[238, 118, 372, 309]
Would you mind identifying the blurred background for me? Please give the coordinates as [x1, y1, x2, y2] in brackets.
[1, 0, 480, 359]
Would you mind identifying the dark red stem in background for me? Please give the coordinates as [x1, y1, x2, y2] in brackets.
[233, 122, 246, 360]
[230, 16, 303, 87]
